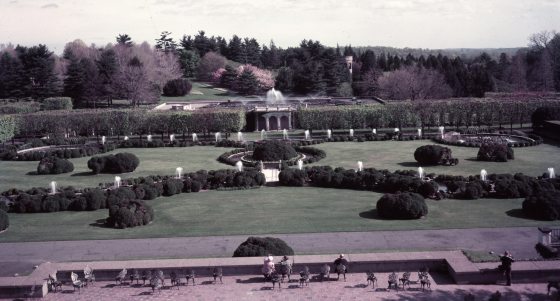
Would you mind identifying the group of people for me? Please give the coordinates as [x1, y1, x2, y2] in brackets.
[262, 255, 290, 277]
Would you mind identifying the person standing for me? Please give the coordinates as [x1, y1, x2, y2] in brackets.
[499, 251, 514, 286]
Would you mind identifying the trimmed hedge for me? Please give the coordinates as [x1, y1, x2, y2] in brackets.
[233, 236, 294, 257]
[522, 189, 560, 220]
[88, 152, 140, 174]
[253, 140, 297, 161]
[106, 200, 154, 229]
[477, 143, 514, 162]
[163, 78, 192, 96]
[40, 97, 73, 110]
[0, 115, 16, 143]
[414, 145, 458, 166]
[36, 156, 74, 174]
[0, 209, 8, 231]
[376, 192, 428, 219]
[532, 106, 560, 128]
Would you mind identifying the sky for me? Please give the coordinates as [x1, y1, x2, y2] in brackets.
[0, 0, 559, 53]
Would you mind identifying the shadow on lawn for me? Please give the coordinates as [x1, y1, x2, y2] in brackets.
[397, 161, 419, 167]
[89, 218, 110, 228]
[358, 209, 388, 220]
[505, 209, 537, 221]
[71, 171, 96, 177]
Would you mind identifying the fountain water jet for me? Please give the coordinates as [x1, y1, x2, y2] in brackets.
[418, 167, 424, 180]
[304, 130, 310, 140]
[192, 133, 198, 142]
[372, 129, 377, 135]
[283, 129, 288, 140]
[357, 161, 363, 172]
[260, 130, 266, 140]
[215, 132, 221, 142]
[548, 167, 556, 179]
[480, 169, 488, 182]
[439, 126, 445, 139]
[394, 128, 399, 133]
[235, 161, 243, 172]
[349, 129, 354, 137]
[170, 134, 175, 142]
[417, 129, 422, 138]
[147, 135, 152, 142]
[297, 159, 303, 170]
[327, 129, 332, 139]
[175, 167, 183, 179]
[114, 176, 121, 189]
[49, 181, 57, 195]
[265, 88, 285, 103]
[237, 132, 243, 142]
[101, 136, 106, 145]
[124, 136, 129, 141]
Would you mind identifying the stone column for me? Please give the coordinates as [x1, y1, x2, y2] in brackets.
[277, 115, 281, 130]
[265, 116, 270, 131]
[288, 113, 292, 130]
[255, 113, 259, 131]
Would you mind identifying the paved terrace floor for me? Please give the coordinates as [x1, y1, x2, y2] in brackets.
[0, 227, 541, 277]
[3, 273, 555, 301]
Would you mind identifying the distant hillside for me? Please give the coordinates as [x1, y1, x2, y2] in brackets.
[352, 46, 524, 59]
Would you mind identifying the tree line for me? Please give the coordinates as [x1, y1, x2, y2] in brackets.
[0, 30, 559, 106]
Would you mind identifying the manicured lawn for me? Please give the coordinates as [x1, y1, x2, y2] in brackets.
[310, 141, 560, 177]
[0, 146, 234, 191]
[160, 82, 238, 102]
[0, 187, 555, 243]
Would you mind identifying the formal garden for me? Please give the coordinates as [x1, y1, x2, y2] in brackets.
[1, 102, 560, 245]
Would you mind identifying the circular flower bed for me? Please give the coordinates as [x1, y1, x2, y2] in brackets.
[435, 132, 541, 148]
[252, 140, 298, 161]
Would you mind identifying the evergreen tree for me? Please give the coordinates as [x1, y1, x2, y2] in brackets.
[63, 57, 86, 106]
[227, 35, 243, 62]
[96, 49, 117, 107]
[155, 31, 178, 53]
[116, 34, 133, 47]
[0, 52, 25, 98]
[275, 67, 294, 92]
[235, 69, 259, 95]
[220, 65, 238, 89]
[360, 50, 376, 73]
[244, 38, 261, 66]
[16, 44, 60, 100]
[194, 30, 212, 57]
[180, 35, 194, 51]
[179, 50, 200, 78]
[216, 36, 229, 57]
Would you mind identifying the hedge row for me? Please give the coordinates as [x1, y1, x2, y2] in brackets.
[434, 133, 543, 148]
[279, 166, 560, 201]
[1, 143, 118, 161]
[0, 115, 16, 143]
[1, 169, 266, 214]
[87, 153, 140, 174]
[295, 99, 560, 130]
[37, 156, 74, 174]
[16, 108, 246, 138]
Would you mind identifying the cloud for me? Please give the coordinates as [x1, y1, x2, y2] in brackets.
[41, 3, 59, 9]
[9, 0, 18, 4]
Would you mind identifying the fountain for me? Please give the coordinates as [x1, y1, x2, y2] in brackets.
[124, 136, 129, 141]
[265, 88, 285, 103]
[439, 126, 445, 139]
[170, 134, 175, 142]
[114, 176, 121, 188]
[259, 161, 264, 171]
[327, 129, 332, 139]
[480, 169, 487, 182]
[175, 167, 183, 179]
[49, 181, 57, 195]
[297, 159, 303, 170]
[304, 130, 310, 140]
[192, 133, 198, 142]
[235, 161, 243, 172]
[357, 161, 363, 172]
[237, 132, 243, 142]
[260, 129, 266, 140]
[349, 129, 354, 137]
[101, 136, 106, 145]
[283, 129, 288, 140]
[147, 134, 152, 142]
[548, 167, 556, 179]
[394, 128, 399, 133]
[417, 129, 422, 138]
[215, 132, 221, 142]
[418, 167, 424, 180]
[372, 128, 377, 135]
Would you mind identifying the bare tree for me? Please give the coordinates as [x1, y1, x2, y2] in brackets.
[197, 52, 226, 81]
[379, 66, 452, 100]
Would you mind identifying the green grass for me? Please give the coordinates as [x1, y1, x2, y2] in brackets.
[0, 146, 234, 191]
[309, 140, 560, 177]
[160, 82, 239, 102]
[1, 187, 557, 243]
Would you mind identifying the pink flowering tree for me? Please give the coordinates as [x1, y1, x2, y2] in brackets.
[211, 68, 226, 83]
[236, 65, 275, 91]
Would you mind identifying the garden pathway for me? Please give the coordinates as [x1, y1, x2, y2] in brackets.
[0, 227, 540, 276]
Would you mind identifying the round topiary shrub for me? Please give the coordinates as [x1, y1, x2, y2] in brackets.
[376, 192, 428, 219]
[163, 78, 193, 96]
[522, 190, 560, 220]
[252, 140, 297, 161]
[106, 200, 154, 229]
[37, 156, 74, 174]
[0, 209, 8, 231]
[233, 236, 294, 257]
[88, 152, 140, 174]
[278, 169, 307, 186]
[414, 145, 457, 166]
[477, 143, 514, 162]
